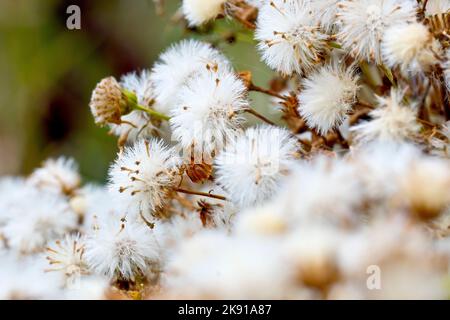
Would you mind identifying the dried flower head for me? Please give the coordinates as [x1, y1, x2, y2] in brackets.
[89, 76, 130, 126]
[109, 70, 160, 143]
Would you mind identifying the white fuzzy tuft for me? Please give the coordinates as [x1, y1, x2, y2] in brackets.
[28, 157, 81, 196]
[215, 126, 299, 208]
[337, 0, 417, 63]
[382, 22, 442, 75]
[108, 139, 182, 219]
[298, 63, 359, 135]
[170, 70, 248, 158]
[351, 89, 421, 144]
[150, 40, 231, 113]
[85, 216, 160, 280]
[182, 0, 227, 26]
[255, 0, 329, 75]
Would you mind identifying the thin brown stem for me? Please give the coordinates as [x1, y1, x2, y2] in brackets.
[175, 188, 227, 201]
[249, 83, 287, 100]
[245, 108, 277, 126]
[422, 0, 429, 12]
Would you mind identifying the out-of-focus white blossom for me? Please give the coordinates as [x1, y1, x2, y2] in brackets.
[182, 0, 226, 26]
[163, 231, 291, 299]
[2, 191, 78, 254]
[382, 22, 442, 75]
[28, 157, 81, 196]
[280, 156, 363, 226]
[0, 254, 62, 299]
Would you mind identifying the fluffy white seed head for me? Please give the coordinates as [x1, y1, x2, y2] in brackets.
[85, 216, 160, 280]
[108, 139, 182, 219]
[170, 70, 248, 158]
[255, 0, 329, 75]
[215, 126, 300, 208]
[311, 0, 342, 33]
[28, 157, 81, 197]
[351, 89, 420, 144]
[182, 0, 226, 26]
[298, 63, 359, 135]
[337, 0, 417, 63]
[89, 76, 128, 126]
[382, 22, 442, 75]
[150, 40, 232, 113]
[45, 233, 88, 286]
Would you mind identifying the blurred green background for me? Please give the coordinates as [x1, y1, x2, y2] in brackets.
[0, 0, 272, 182]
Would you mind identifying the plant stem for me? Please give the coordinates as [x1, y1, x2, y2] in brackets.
[245, 108, 277, 126]
[175, 187, 227, 201]
[328, 41, 342, 49]
[123, 88, 170, 121]
[134, 104, 171, 121]
[249, 84, 286, 100]
[379, 64, 396, 87]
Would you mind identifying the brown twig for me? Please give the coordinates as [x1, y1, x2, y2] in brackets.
[245, 108, 277, 126]
[175, 188, 227, 201]
[249, 83, 287, 100]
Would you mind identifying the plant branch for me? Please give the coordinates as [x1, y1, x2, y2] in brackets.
[249, 83, 287, 100]
[244, 108, 277, 126]
[175, 188, 227, 201]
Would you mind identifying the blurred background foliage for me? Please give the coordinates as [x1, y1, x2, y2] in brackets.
[0, 0, 272, 182]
